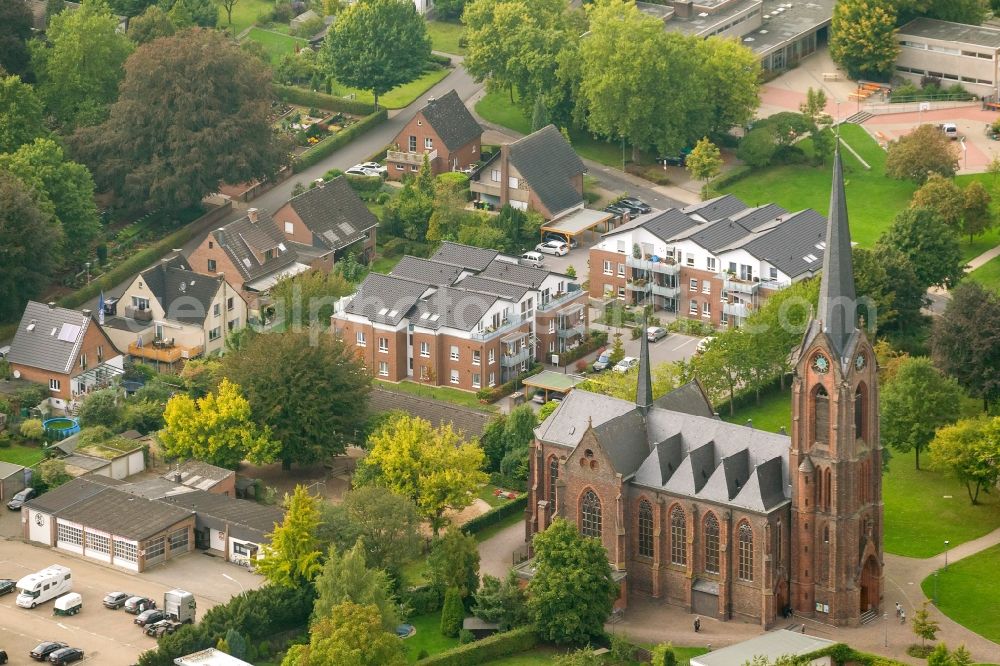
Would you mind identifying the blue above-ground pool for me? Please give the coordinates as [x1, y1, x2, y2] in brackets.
[42, 417, 80, 440]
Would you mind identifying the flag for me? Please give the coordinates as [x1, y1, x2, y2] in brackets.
[97, 291, 105, 326]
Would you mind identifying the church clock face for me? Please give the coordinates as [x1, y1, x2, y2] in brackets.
[855, 353, 867, 371]
[812, 353, 830, 374]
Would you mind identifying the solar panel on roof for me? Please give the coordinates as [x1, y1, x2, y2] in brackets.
[338, 222, 354, 235]
[58, 323, 80, 342]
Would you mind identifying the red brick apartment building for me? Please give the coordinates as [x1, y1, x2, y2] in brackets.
[387, 90, 483, 179]
[332, 242, 588, 392]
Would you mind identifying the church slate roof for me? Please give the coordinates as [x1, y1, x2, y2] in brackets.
[817, 150, 858, 361]
[652, 380, 715, 418]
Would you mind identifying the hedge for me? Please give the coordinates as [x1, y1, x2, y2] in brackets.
[293, 108, 389, 172]
[476, 363, 543, 403]
[57, 203, 233, 310]
[419, 626, 539, 666]
[556, 330, 608, 366]
[460, 494, 527, 536]
[428, 53, 452, 68]
[400, 585, 442, 616]
[805, 643, 909, 666]
[345, 174, 384, 193]
[272, 84, 375, 116]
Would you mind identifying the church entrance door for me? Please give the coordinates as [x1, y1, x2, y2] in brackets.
[859, 556, 879, 613]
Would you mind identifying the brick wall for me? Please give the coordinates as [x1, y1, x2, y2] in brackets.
[589, 249, 628, 300]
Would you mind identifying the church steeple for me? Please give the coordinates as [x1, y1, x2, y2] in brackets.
[817, 149, 857, 361]
[637, 315, 652, 414]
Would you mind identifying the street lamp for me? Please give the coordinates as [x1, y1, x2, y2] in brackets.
[222, 572, 245, 594]
[85, 262, 91, 285]
[944, 540, 950, 570]
[933, 570, 938, 605]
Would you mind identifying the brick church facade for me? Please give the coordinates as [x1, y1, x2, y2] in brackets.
[526, 153, 884, 628]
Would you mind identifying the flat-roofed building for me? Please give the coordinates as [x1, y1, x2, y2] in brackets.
[895, 18, 1000, 98]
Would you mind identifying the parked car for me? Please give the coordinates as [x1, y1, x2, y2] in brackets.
[531, 390, 547, 404]
[535, 240, 569, 256]
[0, 345, 9, 359]
[938, 123, 959, 140]
[543, 232, 578, 248]
[604, 203, 632, 218]
[134, 608, 166, 627]
[124, 596, 156, 614]
[7, 487, 36, 511]
[0, 579, 16, 595]
[47, 647, 84, 665]
[145, 618, 182, 638]
[619, 197, 652, 214]
[646, 326, 667, 342]
[519, 251, 544, 268]
[696, 336, 715, 355]
[613, 199, 646, 216]
[613, 356, 639, 373]
[592, 350, 612, 372]
[30, 642, 67, 661]
[548, 391, 566, 403]
[103, 591, 131, 609]
[344, 166, 382, 178]
[658, 153, 688, 167]
[355, 161, 387, 176]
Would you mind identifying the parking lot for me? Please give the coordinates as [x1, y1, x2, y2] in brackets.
[0, 516, 260, 665]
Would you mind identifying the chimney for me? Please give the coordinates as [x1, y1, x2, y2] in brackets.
[314, 178, 324, 187]
[47, 302, 55, 310]
[82, 309, 91, 318]
[248, 208, 259, 223]
[673, 0, 693, 18]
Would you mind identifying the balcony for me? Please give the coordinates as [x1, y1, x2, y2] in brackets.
[536, 286, 585, 313]
[123, 306, 153, 322]
[128, 341, 204, 364]
[386, 149, 437, 166]
[723, 302, 751, 318]
[626, 280, 649, 292]
[471, 315, 527, 342]
[626, 256, 679, 275]
[649, 282, 679, 298]
[557, 323, 586, 339]
[722, 275, 760, 294]
[501, 347, 532, 367]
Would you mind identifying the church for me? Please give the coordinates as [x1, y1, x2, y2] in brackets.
[525, 153, 884, 628]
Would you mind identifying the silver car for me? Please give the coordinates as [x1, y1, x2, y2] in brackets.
[646, 326, 667, 342]
[613, 357, 639, 373]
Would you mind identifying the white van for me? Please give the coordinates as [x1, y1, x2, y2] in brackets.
[16, 565, 72, 609]
[520, 251, 544, 268]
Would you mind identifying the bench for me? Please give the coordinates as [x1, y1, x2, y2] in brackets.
[822, 72, 841, 81]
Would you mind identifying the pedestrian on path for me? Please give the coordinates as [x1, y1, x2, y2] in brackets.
[900, 609, 906, 624]
[694, 616, 701, 633]
[895, 601, 901, 617]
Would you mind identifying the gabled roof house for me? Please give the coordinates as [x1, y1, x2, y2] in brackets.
[388, 90, 483, 179]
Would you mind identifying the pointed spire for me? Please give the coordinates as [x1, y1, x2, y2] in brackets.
[817, 149, 857, 361]
[637, 312, 652, 414]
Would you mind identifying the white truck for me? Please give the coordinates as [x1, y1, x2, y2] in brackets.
[16, 565, 72, 609]
[163, 589, 196, 624]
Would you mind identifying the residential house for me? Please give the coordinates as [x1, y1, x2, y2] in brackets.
[387, 90, 483, 180]
[470, 124, 586, 221]
[271, 175, 379, 268]
[7, 301, 123, 412]
[188, 207, 312, 318]
[102, 255, 248, 369]
[589, 194, 829, 328]
[894, 18, 1000, 98]
[332, 241, 588, 392]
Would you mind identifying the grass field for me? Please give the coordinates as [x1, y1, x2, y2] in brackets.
[404, 612, 460, 663]
[920, 543, 1000, 643]
[374, 378, 495, 411]
[968, 254, 1000, 292]
[244, 27, 307, 64]
[721, 391, 791, 433]
[0, 443, 45, 467]
[427, 20, 466, 55]
[330, 67, 452, 110]
[221, 0, 272, 34]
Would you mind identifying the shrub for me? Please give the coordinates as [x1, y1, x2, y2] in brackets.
[419, 626, 539, 665]
[475, 364, 543, 403]
[20, 419, 44, 440]
[418, 649, 430, 660]
[428, 52, 452, 68]
[557, 330, 608, 366]
[345, 174, 384, 193]
[401, 585, 442, 616]
[737, 126, 778, 167]
[323, 168, 344, 181]
[460, 495, 527, 536]
[293, 109, 389, 172]
[272, 84, 375, 116]
[440, 587, 465, 638]
[0, 433, 12, 448]
[458, 629, 475, 644]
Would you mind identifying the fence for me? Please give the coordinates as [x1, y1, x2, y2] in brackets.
[863, 99, 981, 115]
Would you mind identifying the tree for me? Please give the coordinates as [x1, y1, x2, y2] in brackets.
[321, 0, 430, 110]
[929, 415, 1000, 504]
[78, 389, 121, 428]
[799, 87, 828, 124]
[880, 357, 965, 469]
[951, 645, 974, 666]
[910, 174, 964, 229]
[537, 400, 559, 421]
[39, 459, 71, 489]
[359, 414, 487, 533]
[0, 0, 34, 78]
[737, 126, 779, 168]
[881, 207, 965, 289]
[0, 169, 63, 321]
[528, 518, 617, 645]
[961, 180, 992, 242]
[282, 602, 405, 666]
[912, 600, 940, 647]
[897, 0, 987, 24]
[269, 269, 353, 329]
[473, 571, 530, 630]
[885, 124, 959, 184]
[0, 75, 47, 155]
[531, 95, 549, 132]
[427, 528, 480, 598]
[427, 172, 472, 243]
[691, 331, 751, 415]
[222, 329, 371, 470]
[256, 485, 323, 588]
[932, 281, 1000, 410]
[311, 540, 399, 629]
[0, 138, 101, 264]
[829, 0, 899, 80]
[853, 246, 925, 333]
[179, 358, 223, 399]
[440, 586, 465, 637]
[315, 486, 421, 573]
[697, 37, 761, 136]
[30, 1, 134, 126]
[219, 0, 239, 26]
[480, 414, 507, 472]
[686, 137, 723, 184]
[166, 0, 218, 28]
[381, 177, 433, 240]
[128, 5, 175, 43]
[223, 629, 247, 661]
[554, 648, 604, 666]
[160, 378, 280, 469]
[578, 361, 682, 402]
[926, 643, 951, 666]
[72, 28, 287, 212]
[434, 0, 465, 21]
[608, 332, 625, 365]
[650, 644, 678, 666]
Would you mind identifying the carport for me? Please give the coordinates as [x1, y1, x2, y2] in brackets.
[540, 209, 614, 244]
[523, 371, 585, 402]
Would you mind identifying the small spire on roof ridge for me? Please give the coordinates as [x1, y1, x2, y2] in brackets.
[637, 310, 653, 414]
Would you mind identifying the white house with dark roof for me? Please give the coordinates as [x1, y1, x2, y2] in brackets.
[101, 255, 248, 369]
[7, 302, 123, 411]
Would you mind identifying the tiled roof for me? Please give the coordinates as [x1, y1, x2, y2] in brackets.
[507, 125, 586, 216]
[452, 275, 529, 301]
[478, 259, 549, 290]
[368, 387, 493, 438]
[214, 210, 299, 281]
[428, 241, 498, 271]
[643, 208, 704, 244]
[391, 256, 464, 286]
[737, 209, 827, 279]
[7, 301, 94, 374]
[161, 489, 284, 536]
[683, 194, 749, 222]
[140, 256, 223, 325]
[163, 460, 234, 490]
[344, 273, 428, 326]
[411, 287, 497, 332]
[287, 176, 378, 251]
[418, 90, 482, 151]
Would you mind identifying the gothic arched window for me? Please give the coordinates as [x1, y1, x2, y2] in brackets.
[704, 513, 720, 574]
[670, 506, 687, 566]
[580, 490, 601, 539]
[638, 500, 653, 557]
[812, 385, 829, 446]
[737, 521, 754, 581]
[823, 468, 832, 511]
[548, 456, 559, 509]
[855, 383, 868, 441]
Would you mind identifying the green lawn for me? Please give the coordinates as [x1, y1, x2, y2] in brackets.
[968, 254, 1000, 293]
[0, 443, 45, 467]
[482, 645, 710, 665]
[374, 378, 495, 411]
[920, 543, 1000, 643]
[427, 20, 466, 55]
[330, 67, 452, 110]
[478, 484, 514, 508]
[243, 27, 307, 64]
[721, 390, 791, 433]
[404, 611, 460, 662]
[221, 0, 272, 35]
